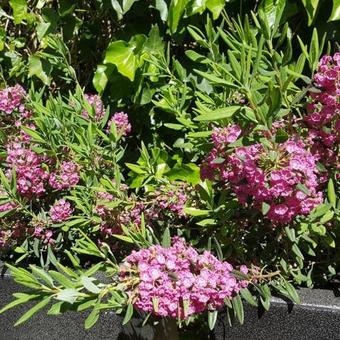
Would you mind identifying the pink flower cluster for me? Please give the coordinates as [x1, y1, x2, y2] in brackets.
[33, 227, 54, 244]
[211, 125, 242, 146]
[305, 53, 340, 169]
[120, 237, 249, 319]
[82, 94, 105, 122]
[49, 161, 80, 190]
[96, 191, 146, 239]
[0, 85, 26, 114]
[6, 143, 49, 197]
[0, 221, 27, 250]
[152, 184, 188, 217]
[107, 112, 131, 136]
[202, 128, 323, 224]
[50, 199, 73, 223]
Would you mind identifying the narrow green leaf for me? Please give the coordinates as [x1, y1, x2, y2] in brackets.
[183, 207, 210, 216]
[327, 178, 336, 207]
[232, 295, 244, 325]
[292, 244, 304, 259]
[162, 227, 171, 248]
[81, 276, 101, 294]
[208, 310, 218, 330]
[329, 0, 340, 21]
[85, 307, 100, 329]
[194, 106, 240, 121]
[240, 288, 258, 307]
[284, 281, 300, 304]
[15, 297, 51, 326]
[122, 304, 134, 325]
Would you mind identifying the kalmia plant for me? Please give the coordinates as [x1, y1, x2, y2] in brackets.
[0, 0, 339, 336]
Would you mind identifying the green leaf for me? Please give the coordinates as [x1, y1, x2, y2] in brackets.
[9, 0, 27, 24]
[0, 294, 40, 314]
[55, 288, 80, 304]
[122, 304, 134, 325]
[167, 0, 189, 33]
[93, 64, 113, 94]
[194, 106, 240, 121]
[194, 69, 238, 88]
[167, 164, 200, 184]
[28, 55, 50, 85]
[47, 302, 64, 315]
[301, 0, 319, 26]
[49, 271, 75, 288]
[104, 41, 140, 81]
[327, 178, 336, 207]
[208, 310, 218, 330]
[284, 226, 296, 242]
[206, 0, 224, 19]
[275, 128, 289, 143]
[21, 126, 46, 143]
[183, 207, 210, 216]
[81, 276, 101, 294]
[126, 163, 147, 174]
[112, 234, 134, 243]
[85, 307, 100, 329]
[292, 244, 304, 259]
[162, 227, 171, 248]
[296, 183, 310, 195]
[232, 295, 244, 325]
[155, 0, 168, 21]
[29, 265, 55, 288]
[284, 281, 300, 304]
[187, 131, 212, 138]
[262, 202, 270, 215]
[15, 297, 51, 326]
[329, 0, 340, 21]
[240, 288, 258, 307]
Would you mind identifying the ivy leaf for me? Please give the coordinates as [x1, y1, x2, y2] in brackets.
[93, 64, 113, 94]
[9, 0, 27, 24]
[28, 55, 50, 85]
[104, 40, 141, 81]
[206, 0, 224, 19]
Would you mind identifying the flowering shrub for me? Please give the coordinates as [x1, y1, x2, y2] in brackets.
[0, 5, 339, 336]
[202, 131, 323, 224]
[120, 237, 249, 318]
[305, 53, 340, 171]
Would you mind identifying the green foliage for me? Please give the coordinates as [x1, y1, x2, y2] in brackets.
[0, 0, 339, 334]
